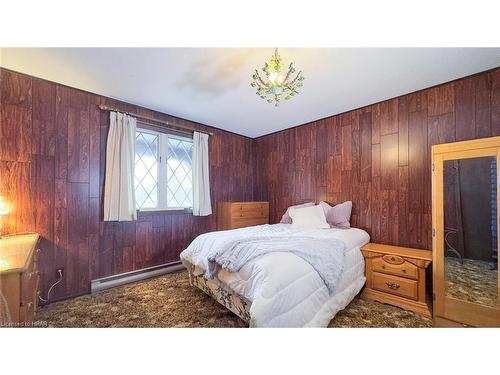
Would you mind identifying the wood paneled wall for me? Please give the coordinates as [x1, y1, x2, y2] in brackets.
[0, 68, 254, 301]
[2, 66, 499, 302]
[254, 68, 500, 251]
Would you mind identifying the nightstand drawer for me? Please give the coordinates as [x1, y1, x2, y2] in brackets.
[372, 272, 418, 300]
[372, 256, 418, 279]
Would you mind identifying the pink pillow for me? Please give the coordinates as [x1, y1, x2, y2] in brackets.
[280, 202, 315, 224]
[319, 201, 352, 228]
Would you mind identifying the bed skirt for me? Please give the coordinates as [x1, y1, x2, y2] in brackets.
[184, 260, 252, 324]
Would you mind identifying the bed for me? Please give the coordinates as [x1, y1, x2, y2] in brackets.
[180, 223, 370, 327]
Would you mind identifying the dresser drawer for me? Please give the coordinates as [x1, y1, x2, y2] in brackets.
[372, 255, 418, 279]
[19, 298, 36, 325]
[230, 204, 268, 218]
[231, 208, 268, 219]
[372, 272, 418, 300]
[22, 257, 37, 299]
[0, 233, 41, 327]
[20, 268, 39, 325]
[231, 217, 268, 229]
[218, 202, 269, 230]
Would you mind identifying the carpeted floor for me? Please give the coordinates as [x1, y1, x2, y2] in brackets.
[445, 258, 498, 307]
[36, 271, 432, 328]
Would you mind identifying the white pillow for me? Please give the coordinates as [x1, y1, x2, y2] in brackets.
[289, 204, 330, 229]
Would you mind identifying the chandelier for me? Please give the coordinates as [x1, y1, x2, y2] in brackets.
[251, 48, 304, 106]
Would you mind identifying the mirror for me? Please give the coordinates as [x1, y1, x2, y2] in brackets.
[443, 156, 498, 307]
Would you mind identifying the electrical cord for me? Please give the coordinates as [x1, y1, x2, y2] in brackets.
[38, 269, 63, 303]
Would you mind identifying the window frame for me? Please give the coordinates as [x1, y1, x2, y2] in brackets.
[135, 127, 194, 213]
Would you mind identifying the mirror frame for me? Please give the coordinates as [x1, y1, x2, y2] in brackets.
[432, 136, 500, 327]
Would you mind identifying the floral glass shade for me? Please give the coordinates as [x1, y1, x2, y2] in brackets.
[251, 48, 305, 106]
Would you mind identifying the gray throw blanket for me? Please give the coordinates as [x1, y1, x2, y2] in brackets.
[206, 236, 347, 294]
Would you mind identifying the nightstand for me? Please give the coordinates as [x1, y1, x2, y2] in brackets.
[360, 243, 432, 318]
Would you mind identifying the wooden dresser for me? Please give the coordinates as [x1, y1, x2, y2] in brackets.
[0, 233, 40, 327]
[217, 202, 269, 230]
[361, 243, 432, 318]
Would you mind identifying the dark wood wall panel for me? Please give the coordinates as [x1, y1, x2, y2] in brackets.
[0, 68, 254, 301]
[1, 66, 499, 302]
[254, 67, 500, 251]
[493, 70, 500, 135]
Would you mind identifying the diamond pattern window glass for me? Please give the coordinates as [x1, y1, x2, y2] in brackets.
[166, 137, 193, 208]
[135, 130, 159, 209]
[134, 128, 193, 211]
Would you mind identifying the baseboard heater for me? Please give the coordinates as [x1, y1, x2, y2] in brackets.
[91, 261, 185, 293]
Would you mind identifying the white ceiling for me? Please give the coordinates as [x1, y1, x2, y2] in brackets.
[1, 48, 499, 138]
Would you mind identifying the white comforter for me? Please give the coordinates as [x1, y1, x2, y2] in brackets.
[180, 224, 370, 327]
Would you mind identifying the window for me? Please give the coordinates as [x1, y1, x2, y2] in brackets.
[135, 128, 193, 211]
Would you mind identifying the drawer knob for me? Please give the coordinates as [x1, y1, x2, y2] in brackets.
[385, 281, 400, 290]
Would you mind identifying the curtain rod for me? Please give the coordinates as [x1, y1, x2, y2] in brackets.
[98, 105, 214, 136]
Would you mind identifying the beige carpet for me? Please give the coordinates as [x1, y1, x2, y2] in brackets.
[36, 271, 432, 328]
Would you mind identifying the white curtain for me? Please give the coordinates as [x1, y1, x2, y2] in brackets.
[103, 112, 137, 221]
[192, 131, 212, 216]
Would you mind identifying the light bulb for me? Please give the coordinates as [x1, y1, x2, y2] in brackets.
[0, 196, 8, 216]
[269, 72, 284, 86]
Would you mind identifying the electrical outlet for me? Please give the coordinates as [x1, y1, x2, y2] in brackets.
[56, 268, 64, 279]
